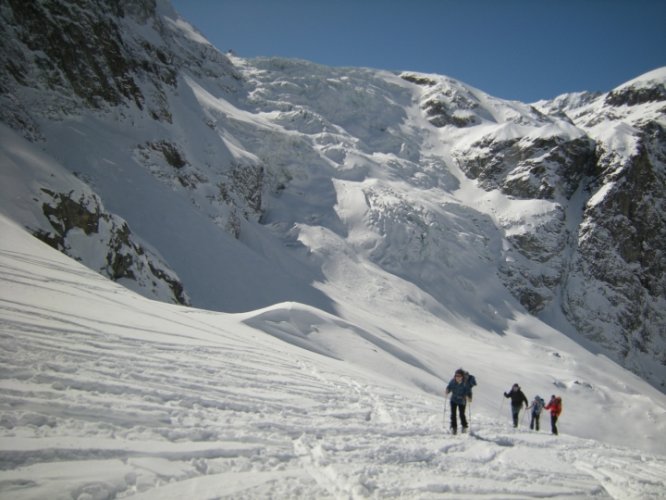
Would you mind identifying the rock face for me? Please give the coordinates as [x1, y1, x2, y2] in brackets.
[0, 120, 190, 305]
[451, 70, 666, 386]
[454, 135, 598, 200]
[35, 187, 188, 305]
[0, 0, 245, 304]
[569, 143, 666, 374]
[554, 76, 666, 379]
[0, 0, 241, 123]
[0, 1, 664, 388]
[409, 68, 666, 387]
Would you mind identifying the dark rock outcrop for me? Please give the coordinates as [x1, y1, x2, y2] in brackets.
[35, 188, 189, 305]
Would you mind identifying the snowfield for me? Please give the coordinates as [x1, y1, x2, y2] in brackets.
[1, 2, 666, 498]
[1, 215, 665, 499]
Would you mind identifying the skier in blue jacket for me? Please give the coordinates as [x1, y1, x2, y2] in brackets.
[528, 395, 545, 431]
[445, 369, 472, 434]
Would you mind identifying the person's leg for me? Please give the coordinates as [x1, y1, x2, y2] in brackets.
[512, 406, 519, 427]
[552, 415, 558, 435]
[535, 414, 540, 431]
[450, 402, 458, 432]
[460, 404, 468, 430]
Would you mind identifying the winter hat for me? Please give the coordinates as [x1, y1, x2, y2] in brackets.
[455, 369, 464, 376]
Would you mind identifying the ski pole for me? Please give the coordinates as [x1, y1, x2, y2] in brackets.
[497, 396, 505, 419]
[468, 400, 472, 430]
[443, 397, 448, 429]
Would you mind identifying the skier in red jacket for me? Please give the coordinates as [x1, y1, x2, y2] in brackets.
[544, 395, 562, 435]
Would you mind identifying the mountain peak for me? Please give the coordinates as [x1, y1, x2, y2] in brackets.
[605, 67, 666, 107]
[615, 66, 666, 91]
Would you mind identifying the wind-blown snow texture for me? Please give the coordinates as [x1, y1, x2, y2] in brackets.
[1, 1, 666, 498]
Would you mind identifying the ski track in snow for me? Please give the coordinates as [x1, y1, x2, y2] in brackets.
[1, 217, 666, 499]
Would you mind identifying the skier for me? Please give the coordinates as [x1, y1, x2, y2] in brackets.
[503, 383, 528, 428]
[528, 395, 545, 431]
[544, 395, 562, 435]
[445, 369, 472, 434]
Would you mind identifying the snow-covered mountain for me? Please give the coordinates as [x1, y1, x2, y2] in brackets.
[3, 0, 664, 389]
[1, 1, 666, 496]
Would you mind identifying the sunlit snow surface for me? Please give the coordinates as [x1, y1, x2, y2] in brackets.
[1, 215, 665, 498]
[1, 3, 666, 496]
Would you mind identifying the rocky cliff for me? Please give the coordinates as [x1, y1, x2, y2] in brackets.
[538, 74, 666, 379]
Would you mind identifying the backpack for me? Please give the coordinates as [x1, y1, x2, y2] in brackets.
[556, 397, 563, 415]
[533, 396, 545, 414]
[461, 370, 477, 396]
[463, 371, 477, 388]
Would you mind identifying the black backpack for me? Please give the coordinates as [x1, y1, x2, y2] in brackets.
[460, 369, 477, 396]
[463, 371, 477, 388]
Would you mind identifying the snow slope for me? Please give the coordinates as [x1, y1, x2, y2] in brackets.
[2, 214, 666, 499]
[1, 2, 666, 497]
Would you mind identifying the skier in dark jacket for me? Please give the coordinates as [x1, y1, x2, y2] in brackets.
[504, 383, 528, 428]
[445, 369, 472, 434]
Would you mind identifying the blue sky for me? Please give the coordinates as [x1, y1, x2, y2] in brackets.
[170, 0, 665, 103]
